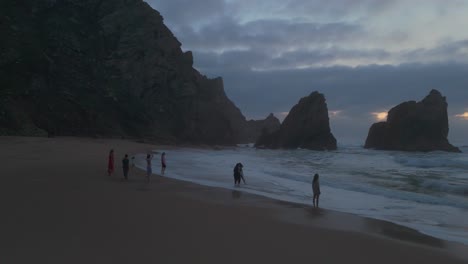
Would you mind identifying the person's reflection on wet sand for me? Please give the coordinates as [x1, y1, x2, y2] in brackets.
[232, 190, 242, 199]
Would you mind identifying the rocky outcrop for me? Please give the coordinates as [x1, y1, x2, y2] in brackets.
[364, 90, 461, 152]
[0, 0, 270, 145]
[255, 92, 337, 150]
[239, 113, 280, 143]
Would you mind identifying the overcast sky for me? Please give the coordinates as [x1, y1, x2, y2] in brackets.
[148, 0, 468, 145]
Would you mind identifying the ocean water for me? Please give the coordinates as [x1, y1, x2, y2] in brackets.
[136, 145, 468, 245]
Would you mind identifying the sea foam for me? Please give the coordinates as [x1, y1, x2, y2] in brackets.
[136, 145, 468, 245]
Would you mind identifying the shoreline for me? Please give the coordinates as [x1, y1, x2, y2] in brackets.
[140, 167, 468, 258]
[138, 145, 468, 247]
[1, 136, 467, 263]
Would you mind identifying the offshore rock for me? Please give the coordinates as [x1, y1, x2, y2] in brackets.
[364, 90, 461, 152]
[256, 92, 337, 150]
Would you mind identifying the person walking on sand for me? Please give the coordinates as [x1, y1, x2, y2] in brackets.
[312, 173, 321, 208]
[107, 149, 114, 176]
[161, 152, 167, 175]
[146, 153, 153, 183]
[122, 154, 130, 181]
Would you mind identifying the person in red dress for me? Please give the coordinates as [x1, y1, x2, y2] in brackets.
[107, 149, 114, 176]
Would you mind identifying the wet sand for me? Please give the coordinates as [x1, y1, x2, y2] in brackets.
[1, 137, 466, 263]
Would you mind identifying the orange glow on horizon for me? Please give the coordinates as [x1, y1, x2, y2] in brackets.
[371, 112, 388, 121]
[455, 112, 468, 120]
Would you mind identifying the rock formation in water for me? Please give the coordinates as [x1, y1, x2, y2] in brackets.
[364, 89, 461, 152]
[0, 0, 271, 144]
[255, 92, 337, 150]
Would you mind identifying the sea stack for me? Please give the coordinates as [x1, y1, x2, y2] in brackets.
[364, 89, 461, 152]
[255, 92, 337, 150]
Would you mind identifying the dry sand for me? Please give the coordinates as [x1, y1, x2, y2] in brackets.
[1, 137, 467, 264]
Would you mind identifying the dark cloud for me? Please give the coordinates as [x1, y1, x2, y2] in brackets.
[193, 47, 389, 72]
[170, 18, 363, 54]
[283, 0, 397, 17]
[222, 0, 398, 22]
[149, 0, 468, 69]
[196, 50, 270, 71]
[147, 0, 226, 26]
[401, 39, 468, 63]
[258, 48, 391, 70]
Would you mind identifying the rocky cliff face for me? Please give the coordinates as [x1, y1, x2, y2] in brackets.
[364, 90, 461, 152]
[255, 92, 337, 150]
[0, 0, 269, 144]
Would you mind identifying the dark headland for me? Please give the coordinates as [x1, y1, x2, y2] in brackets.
[0, 0, 278, 145]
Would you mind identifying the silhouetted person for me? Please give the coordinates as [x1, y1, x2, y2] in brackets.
[122, 154, 130, 181]
[107, 149, 114, 176]
[233, 163, 245, 186]
[233, 163, 240, 185]
[312, 173, 321, 208]
[239, 164, 246, 184]
[146, 153, 153, 183]
[161, 152, 166, 175]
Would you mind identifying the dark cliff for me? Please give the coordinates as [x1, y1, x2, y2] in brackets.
[364, 90, 461, 152]
[255, 92, 337, 150]
[0, 0, 269, 144]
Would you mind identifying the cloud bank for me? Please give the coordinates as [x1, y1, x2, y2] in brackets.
[149, 0, 468, 144]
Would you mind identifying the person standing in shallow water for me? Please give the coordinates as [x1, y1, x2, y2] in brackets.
[122, 154, 130, 181]
[107, 149, 114, 176]
[161, 152, 166, 175]
[146, 153, 153, 183]
[233, 163, 240, 185]
[239, 163, 246, 184]
[233, 163, 246, 186]
[312, 173, 321, 208]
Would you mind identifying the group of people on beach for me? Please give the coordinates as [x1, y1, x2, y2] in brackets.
[108, 149, 321, 207]
[232, 163, 321, 208]
[107, 149, 166, 182]
[144, 152, 167, 182]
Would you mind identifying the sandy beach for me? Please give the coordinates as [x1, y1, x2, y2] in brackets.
[1, 137, 467, 264]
